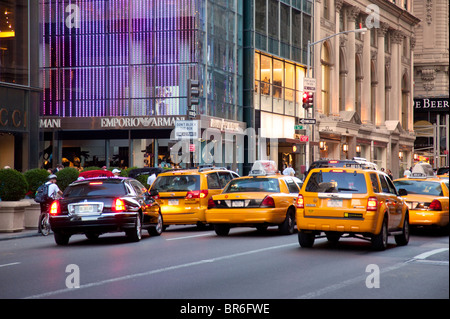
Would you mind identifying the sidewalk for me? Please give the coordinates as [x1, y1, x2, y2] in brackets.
[0, 229, 42, 241]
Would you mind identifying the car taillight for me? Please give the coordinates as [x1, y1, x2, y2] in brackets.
[186, 190, 208, 199]
[367, 197, 378, 211]
[296, 194, 304, 208]
[429, 200, 442, 211]
[208, 197, 216, 209]
[49, 201, 60, 215]
[113, 198, 126, 212]
[260, 196, 275, 208]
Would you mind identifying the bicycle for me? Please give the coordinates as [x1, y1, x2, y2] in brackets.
[38, 205, 51, 236]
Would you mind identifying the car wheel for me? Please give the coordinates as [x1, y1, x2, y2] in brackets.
[395, 212, 410, 246]
[214, 224, 230, 236]
[372, 216, 388, 251]
[127, 214, 142, 242]
[148, 212, 163, 236]
[279, 208, 295, 235]
[298, 231, 315, 248]
[54, 232, 70, 246]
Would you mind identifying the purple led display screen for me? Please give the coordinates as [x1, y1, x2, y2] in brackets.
[41, 0, 199, 118]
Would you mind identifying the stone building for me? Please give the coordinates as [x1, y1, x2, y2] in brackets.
[312, 0, 419, 177]
[412, 0, 449, 168]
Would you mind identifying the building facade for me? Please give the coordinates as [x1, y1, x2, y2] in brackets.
[412, 0, 449, 168]
[244, 0, 313, 174]
[312, 0, 419, 178]
[0, 0, 41, 171]
[40, 0, 245, 170]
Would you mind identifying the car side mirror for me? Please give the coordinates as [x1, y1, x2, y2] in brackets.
[149, 188, 159, 197]
[398, 188, 408, 196]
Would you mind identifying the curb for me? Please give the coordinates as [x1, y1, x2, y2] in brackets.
[0, 230, 43, 242]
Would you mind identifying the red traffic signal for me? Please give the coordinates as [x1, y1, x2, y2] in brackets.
[302, 91, 314, 109]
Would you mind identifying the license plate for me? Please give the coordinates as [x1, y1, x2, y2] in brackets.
[168, 199, 179, 206]
[327, 199, 343, 207]
[232, 200, 245, 207]
[78, 205, 94, 213]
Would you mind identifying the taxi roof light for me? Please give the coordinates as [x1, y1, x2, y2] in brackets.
[249, 160, 278, 176]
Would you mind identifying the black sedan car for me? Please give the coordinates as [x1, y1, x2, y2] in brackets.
[49, 177, 163, 245]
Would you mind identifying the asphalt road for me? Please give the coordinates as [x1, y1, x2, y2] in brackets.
[0, 226, 448, 304]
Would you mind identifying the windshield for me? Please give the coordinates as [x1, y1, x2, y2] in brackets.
[223, 178, 280, 193]
[393, 180, 444, 196]
[152, 175, 200, 192]
[305, 171, 367, 193]
[64, 181, 127, 197]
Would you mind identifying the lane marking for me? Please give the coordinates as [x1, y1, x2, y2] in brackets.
[24, 242, 297, 299]
[412, 248, 449, 260]
[297, 247, 449, 299]
[0, 262, 20, 268]
[166, 233, 214, 241]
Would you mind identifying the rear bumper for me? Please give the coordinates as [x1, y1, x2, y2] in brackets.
[409, 210, 449, 227]
[206, 208, 286, 225]
[50, 212, 138, 235]
[296, 209, 378, 234]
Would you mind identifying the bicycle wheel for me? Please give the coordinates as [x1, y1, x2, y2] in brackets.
[39, 213, 51, 236]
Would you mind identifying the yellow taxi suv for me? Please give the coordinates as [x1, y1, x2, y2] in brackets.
[205, 161, 300, 236]
[296, 167, 410, 251]
[393, 173, 449, 229]
[149, 167, 239, 228]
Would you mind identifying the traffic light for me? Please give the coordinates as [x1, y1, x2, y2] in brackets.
[302, 91, 314, 109]
[187, 79, 200, 107]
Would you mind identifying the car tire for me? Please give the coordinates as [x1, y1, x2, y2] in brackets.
[148, 212, 163, 236]
[279, 208, 295, 235]
[54, 232, 70, 246]
[127, 214, 142, 242]
[214, 224, 230, 236]
[372, 216, 388, 251]
[395, 212, 410, 246]
[298, 231, 315, 248]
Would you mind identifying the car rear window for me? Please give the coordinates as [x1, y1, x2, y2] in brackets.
[224, 178, 280, 193]
[64, 181, 127, 197]
[152, 175, 200, 192]
[393, 180, 444, 196]
[305, 171, 367, 193]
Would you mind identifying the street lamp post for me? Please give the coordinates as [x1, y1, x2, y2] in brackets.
[304, 28, 367, 171]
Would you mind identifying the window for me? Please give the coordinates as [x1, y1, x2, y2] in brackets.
[268, 0, 279, 40]
[321, 42, 331, 115]
[207, 173, 221, 189]
[224, 178, 280, 193]
[255, 0, 267, 34]
[305, 172, 368, 194]
[370, 173, 380, 193]
[379, 175, 390, 193]
[218, 172, 233, 188]
[285, 178, 300, 193]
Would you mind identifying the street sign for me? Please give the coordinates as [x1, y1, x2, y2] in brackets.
[298, 118, 316, 125]
[294, 125, 304, 130]
[187, 109, 196, 119]
[174, 120, 199, 139]
[303, 78, 316, 92]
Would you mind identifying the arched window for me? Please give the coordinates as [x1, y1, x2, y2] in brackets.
[355, 55, 362, 115]
[321, 42, 331, 115]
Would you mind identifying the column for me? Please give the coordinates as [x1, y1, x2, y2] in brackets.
[361, 27, 371, 123]
[390, 30, 404, 122]
[331, 0, 344, 115]
[376, 22, 389, 125]
[344, 6, 359, 112]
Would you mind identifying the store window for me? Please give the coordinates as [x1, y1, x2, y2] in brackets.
[0, 0, 28, 85]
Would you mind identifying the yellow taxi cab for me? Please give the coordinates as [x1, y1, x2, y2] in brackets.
[148, 167, 239, 228]
[393, 172, 449, 228]
[296, 167, 410, 250]
[205, 160, 301, 236]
